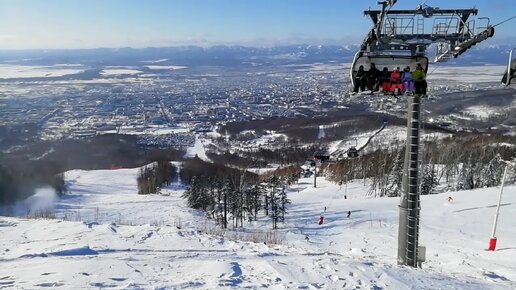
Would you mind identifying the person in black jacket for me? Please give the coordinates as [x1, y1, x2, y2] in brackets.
[367, 63, 381, 92]
[353, 65, 367, 93]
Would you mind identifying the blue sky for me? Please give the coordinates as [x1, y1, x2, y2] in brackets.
[0, 0, 514, 49]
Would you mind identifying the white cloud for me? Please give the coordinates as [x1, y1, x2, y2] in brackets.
[0, 34, 15, 42]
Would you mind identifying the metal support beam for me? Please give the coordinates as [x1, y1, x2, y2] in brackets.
[398, 95, 421, 267]
[359, 2, 492, 64]
[365, 9, 478, 17]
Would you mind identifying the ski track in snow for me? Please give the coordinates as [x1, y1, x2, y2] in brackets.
[0, 167, 515, 289]
[184, 134, 210, 161]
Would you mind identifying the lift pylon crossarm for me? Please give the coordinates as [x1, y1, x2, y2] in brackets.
[365, 9, 478, 18]
[451, 26, 495, 58]
[361, 7, 489, 52]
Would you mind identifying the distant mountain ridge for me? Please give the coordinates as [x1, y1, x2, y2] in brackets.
[0, 44, 512, 66]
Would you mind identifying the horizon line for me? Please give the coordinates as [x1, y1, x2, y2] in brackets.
[0, 43, 362, 52]
[1, 42, 515, 52]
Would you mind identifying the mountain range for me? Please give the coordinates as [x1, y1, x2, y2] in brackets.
[0, 44, 512, 67]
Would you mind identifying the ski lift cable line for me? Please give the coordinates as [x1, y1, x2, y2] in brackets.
[427, 63, 442, 76]
[493, 15, 516, 27]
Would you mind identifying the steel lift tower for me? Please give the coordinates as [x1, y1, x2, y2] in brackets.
[351, 0, 497, 267]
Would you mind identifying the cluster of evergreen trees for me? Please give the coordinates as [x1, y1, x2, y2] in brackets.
[137, 160, 177, 195]
[0, 164, 66, 206]
[237, 145, 320, 167]
[181, 157, 299, 229]
[325, 134, 516, 197]
[206, 151, 267, 169]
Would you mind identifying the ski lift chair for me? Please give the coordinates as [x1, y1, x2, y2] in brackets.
[314, 150, 330, 162]
[351, 54, 429, 92]
[347, 146, 359, 158]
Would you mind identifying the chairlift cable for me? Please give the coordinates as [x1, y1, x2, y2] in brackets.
[492, 15, 516, 27]
[321, 182, 342, 215]
[427, 63, 442, 76]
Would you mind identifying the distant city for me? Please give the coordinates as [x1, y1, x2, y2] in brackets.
[0, 45, 513, 151]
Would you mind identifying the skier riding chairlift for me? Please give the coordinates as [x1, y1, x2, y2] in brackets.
[347, 146, 359, 158]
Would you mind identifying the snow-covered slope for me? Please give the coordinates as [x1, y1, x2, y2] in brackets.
[0, 167, 515, 289]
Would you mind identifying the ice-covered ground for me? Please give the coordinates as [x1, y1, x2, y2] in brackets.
[0, 164, 515, 289]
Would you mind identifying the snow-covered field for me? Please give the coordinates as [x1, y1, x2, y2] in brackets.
[100, 69, 143, 76]
[141, 59, 169, 64]
[462, 105, 506, 119]
[1, 164, 515, 289]
[427, 65, 505, 83]
[328, 125, 453, 158]
[0, 64, 85, 79]
[184, 136, 210, 161]
[113, 125, 190, 136]
[145, 65, 188, 70]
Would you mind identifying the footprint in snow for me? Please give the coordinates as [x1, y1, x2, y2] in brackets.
[108, 223, 118, 233]
[35, 282, 65, 287]
[483, 271, 509, 281]
[139, 231, 154, 243]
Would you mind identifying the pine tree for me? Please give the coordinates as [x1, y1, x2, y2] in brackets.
[267, 176, 284, 229]
[480, 156, 504, 187]
[386, 148, 404, 197]
[182, 176, 202, 208]
[221, 178, 235, 229]
[278, 182, 290, 222]
[458, 161, 475, 190]
[420, 164, 438, 195]
[244, 183, 265, 222]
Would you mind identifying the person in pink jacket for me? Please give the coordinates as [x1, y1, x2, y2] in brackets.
[402, 66, 414, 94]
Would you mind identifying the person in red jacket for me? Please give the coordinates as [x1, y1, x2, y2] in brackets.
[390, 67, 403, 96]
[379, 67, 391, 93]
